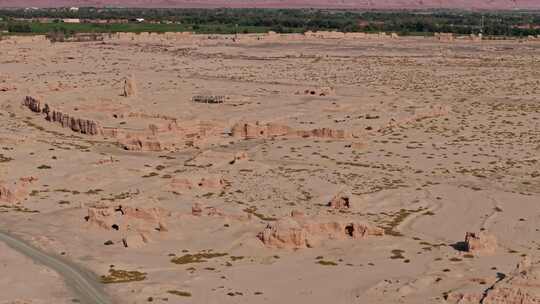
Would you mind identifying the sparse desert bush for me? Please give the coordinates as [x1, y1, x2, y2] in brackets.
[171, 252, 228, 264]
[101, 269, 146, 284]
[167, 290, 192, 297]
[316, 260, 338, 266]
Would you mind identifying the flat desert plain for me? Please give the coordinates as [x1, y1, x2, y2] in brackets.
[1, 33, 540, 304]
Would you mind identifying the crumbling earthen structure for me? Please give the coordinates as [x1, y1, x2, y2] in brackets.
[23, 96, 102, 135]
[257, 211, 384, 249]
[464, 231, 498, 255]
[0, 177, 37, 205]
[231, 121, 350, 140]
[328, 192, 351, 209]
[123, 75, 137, 97]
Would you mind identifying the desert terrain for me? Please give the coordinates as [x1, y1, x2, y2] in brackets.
[1, 32, 540, 303]
[0, 241, 73, 304]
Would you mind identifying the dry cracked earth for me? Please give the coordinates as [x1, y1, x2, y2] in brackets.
[1, 34, 540, 304]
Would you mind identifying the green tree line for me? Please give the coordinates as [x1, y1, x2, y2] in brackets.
[1, 8, 539, 36]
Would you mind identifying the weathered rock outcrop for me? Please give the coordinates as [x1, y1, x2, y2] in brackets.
[464, 231, 497, 256]
[446, 256, 540, 303]
[257, 211, 384, 249]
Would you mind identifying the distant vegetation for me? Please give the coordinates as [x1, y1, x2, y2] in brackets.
[1, 8, 539, 36]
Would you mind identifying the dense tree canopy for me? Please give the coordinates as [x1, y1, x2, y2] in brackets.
[1, 8, 539, 36]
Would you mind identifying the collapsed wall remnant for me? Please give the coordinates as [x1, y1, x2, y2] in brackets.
[0, 35, 49, 45]
[118, 136, 163, 152]
[231, 121, 350, 140]
[86, 206, 115, 230]
[123, 75, 137, 97]
[191, 202, 226, 217]
[99, 31, 397, 44]
[23, 96, 43, 112]
[192, 203, 203, 216]
[122, 232, 150, 248]
[328, 192, 351, 209]
[297, 86, 335, 97]
[185, 150, 248, 167]
[189, 202, 250, 222]
[46, 109, 102, 135]
[23, 94, 351, 152]
[464, 231, 497, 255]
[0, 177, 38, 205]
[22, 96, 225, 151]
[378, 104, 449, 134]
[231, 122, 290, 139]
[169, 174, 225, 191]
[23, 96, 102, 135]
[192, 95, 225, 104]
[0, 84, 16, 92]
[304, 31, 398, 40]
[469, 33, 483, 42]
[85, 205, 169, 234]
[435, 32, 455, 42]
[0, 184, 17, 204]
[257, 211, 384, 249]
[296, 128, 349, 139]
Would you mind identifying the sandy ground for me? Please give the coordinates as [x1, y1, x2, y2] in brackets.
[1, 34, 539, 303]
[0, 242, 72, 304]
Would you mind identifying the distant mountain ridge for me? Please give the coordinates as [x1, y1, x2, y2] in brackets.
[1, 0, 540, 9]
